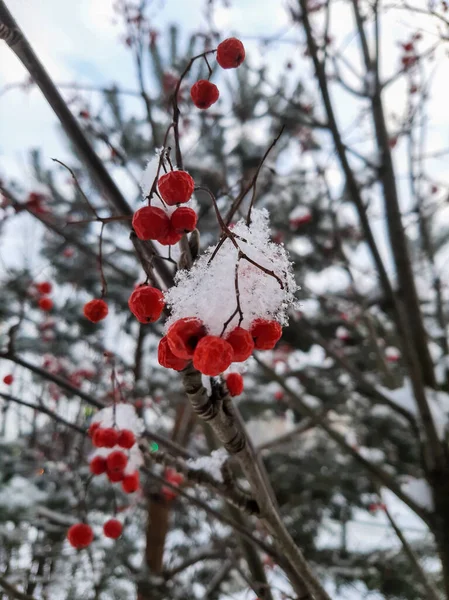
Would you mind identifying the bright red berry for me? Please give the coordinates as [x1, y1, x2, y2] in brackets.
[225, 327, 254, 362]
[103, 518, 123, 539]
[193, 336, 234, 376]
[36, 281, 52, 295]
[88, 422, 100, 437]
[226, 373, 244, 396]
[216, 38, 245, 69]
[67, 523, 94, 549]
[132, 206, 170, 241]
[171, 207, 198, 233]
[250, 319, 282, 350]
[107, 451, 128, 472]
[167, 318, 206, 359]
[90, 456, 107, 475]
[117, 429, 136, 449]
[100, 428, 119, 448]
[190, 80, 220, 109]
[107, 469, 125, 483]
[122, 471, 140, 493]
[83, 299, 108, 323]
[3, 374, 13, 385]
[158, 223, 183, 246]
[128, 285, 165, 324]
[158, 336, 189, 371]
[158, 171, 195, 206]
[38, 297, 53, 311]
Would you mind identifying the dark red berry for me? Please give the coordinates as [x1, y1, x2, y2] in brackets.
[107, 469, 125, 483]
[128, 285, 165, 323]
[90, 456, 107, 475]
[117, 429, 136, 449]
[158, 336, 189, 371]
[167, 318, 206, 359]
[132, 206, 170, 241]
[39, 297, 53, 311]
[83, 299, 108, 323]
[103, 518, 123, 539]
[190, 80, 220, 109]
[171, 207, 198, 233]
[226, 373, 244, 396]
[216, 38, 245, 69]
[122, 471, 140, 493]
[36, 281, 52, 295]
[193, 336, 234, 376]
[3, 374, 13, 385]
[158, 171, 195, 206]
[107, 451, 128, 472]
[67, 523, 94, 548]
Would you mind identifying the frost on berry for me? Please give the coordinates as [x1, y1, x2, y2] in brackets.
[164, 209, 298, 338]
[190, 80, 220, 109]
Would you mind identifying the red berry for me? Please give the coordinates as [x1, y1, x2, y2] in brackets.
[167, 318, 206, 359]
[132, 206, 170, 241]
[103, 518, 123, 539]
[38, 297, 53, 311]
[274, 390, 284, 401]
[117, 429, 136, 449]
[122, 471, 140, 493]
[83, 299, 108, 323]
[193, 336, 234, 376]
[3, 374, 13, 385]
[216, 38, 245, 69]
[171, 207, 198, 233]
[107, 469, 125, 483]
[165, 468, 183, 486]
[158, 171, 195, 206]
[226, 373, 244, 396]
[36, 281, 52, 295]
[158, 336, 189, 371]
[158, 223, 183, 246]
[100, 428, 119, 448]
[107, 451, 128, 472]
[67, 523, 93, 549]
[250, 319, 282, 350]
[90, 456, 107, 475]
[128, 285, 165, 324]
[63, 247, 74, 258]
[190, 80, 220, 109]
[88, 422, 100, 437]
[225, 327, 254, 362]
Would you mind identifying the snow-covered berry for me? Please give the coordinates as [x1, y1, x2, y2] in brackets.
[107, 451, 128, 473]
[216, 38, 245, 69]
[158, 171, 195, 206]
[3, 374, 13, 385]
[132, 206, 170, 241]
[225, 327, 254, 362]
[158, 336, 189, 371]
[36, 281, 52, 295]
[103, 518, 123, 539]
[250, 319, 282, 350]
[193, 336, 234, 376]
[122, 471, 140, 493]
[190, 80, 219, 109]
[67, 523, 94, 549]
[117, 429, 136, 449]
[83, 299, 108, 323]
[128, 285, 165, 324]
[167, 318, 206, 359]
[38, 297, 53, 311]
[171, 207, 198, 233]
[90, 456, 107, 475]
[226, 373, 244, 396]
[128, 285, 165, 323]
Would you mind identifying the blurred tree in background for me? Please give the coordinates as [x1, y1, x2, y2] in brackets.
[1, 0, 449, 599]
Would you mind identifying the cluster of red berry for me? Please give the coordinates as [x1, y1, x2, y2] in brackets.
[66, 422, 140, 549]
[158, 317, 282, 381]
[133, 170, 197, 245]
[161, 468, 184, 501]
[190, 38, 245, 110]
[33, 281, 53, 312]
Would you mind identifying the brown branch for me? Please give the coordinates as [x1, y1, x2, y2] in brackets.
[0, 576, 38, 600]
